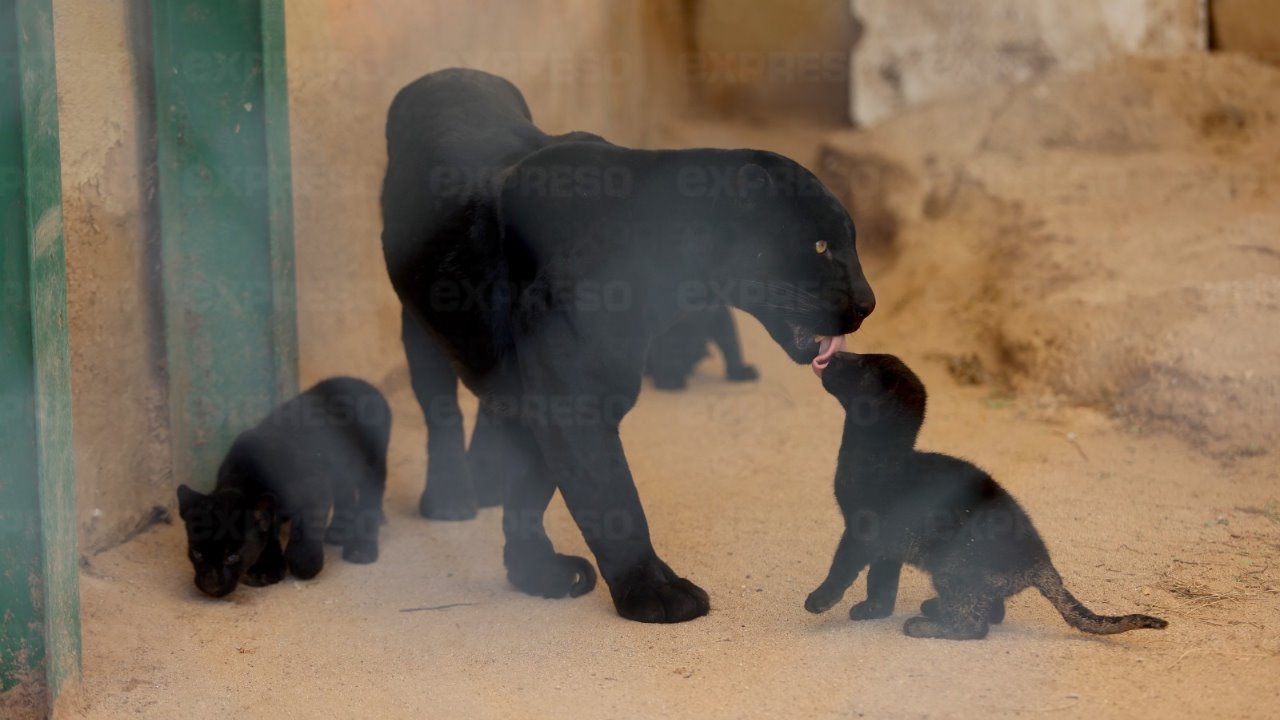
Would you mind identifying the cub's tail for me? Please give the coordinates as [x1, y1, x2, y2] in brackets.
[1032, 563, 1167, 635]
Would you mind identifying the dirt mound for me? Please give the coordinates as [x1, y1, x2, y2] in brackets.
[820, 53, 1280, 457]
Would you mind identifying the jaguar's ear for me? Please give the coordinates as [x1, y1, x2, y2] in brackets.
[253, 494, 277, 531]
[736, 163, 773, 206]
[176, 484, 204, 520]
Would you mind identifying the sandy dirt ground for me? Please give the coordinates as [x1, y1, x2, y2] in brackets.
[71, 68, 1280, 718]
[71, 315, 1280, 719]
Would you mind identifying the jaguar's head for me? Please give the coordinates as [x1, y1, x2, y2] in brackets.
[707, 151, 875, 366]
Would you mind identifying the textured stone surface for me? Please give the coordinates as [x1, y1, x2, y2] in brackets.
[849, 0, 1207, 125]
[822, 54, 1280, 455]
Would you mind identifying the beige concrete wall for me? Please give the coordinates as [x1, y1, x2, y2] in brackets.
[850, 0, 1208, 125]
[49, 0, 686, 554]
[53, 0, 171, 554]
[285, 0, 686, 388]
[690, 0, 857, 122]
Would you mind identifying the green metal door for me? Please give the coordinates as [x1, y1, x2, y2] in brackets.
[0, 0, 80, 715]
[151, 0, 298, 491]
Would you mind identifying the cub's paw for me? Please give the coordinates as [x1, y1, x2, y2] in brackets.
[342, 541, 379, 565]
[902, 616, 946, 638]
[507, 553, 596, 599]
[922, 596, 1004, 624]
[903, 615, 988, 640]
[609, 559, 710, 623]
[920, 597, 942, 618]
[804, 585, 845, 614]
[285, 543, 325, 580]
[850, 598, 895, 621]
[725, 364, 760, 382]
[242, 565, 285, 587]
[988, 599, 1006, 625]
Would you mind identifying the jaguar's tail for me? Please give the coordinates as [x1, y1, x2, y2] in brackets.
[1032, 563, 1167, 634]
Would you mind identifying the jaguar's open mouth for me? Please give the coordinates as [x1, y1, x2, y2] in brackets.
[755, 311, 863, 368]
[786, 323, 847, 371]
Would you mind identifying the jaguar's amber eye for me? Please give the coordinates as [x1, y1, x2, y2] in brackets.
[815, 240, 829, 254]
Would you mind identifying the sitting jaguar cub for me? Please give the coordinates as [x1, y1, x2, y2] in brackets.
[805, 352, 1167, 640]
[177, 377, 390, 598]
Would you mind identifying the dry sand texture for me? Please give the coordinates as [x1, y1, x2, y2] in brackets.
[69, 54, 1279, 719]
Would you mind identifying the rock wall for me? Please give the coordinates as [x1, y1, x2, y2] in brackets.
[820, 54, 1280, 456]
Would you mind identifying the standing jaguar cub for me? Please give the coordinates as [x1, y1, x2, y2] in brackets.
[177, 377, 390, 598]
[806, 352, 1167, 640]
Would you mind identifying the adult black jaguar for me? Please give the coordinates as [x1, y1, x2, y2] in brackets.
[381, 68, 875, 623]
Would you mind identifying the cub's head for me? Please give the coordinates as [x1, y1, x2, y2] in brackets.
[176, 485, 275, 598]
[820, 352, 927, 448]
[708, 151, 876, 364]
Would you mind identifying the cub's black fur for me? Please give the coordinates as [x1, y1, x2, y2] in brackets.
[805, 353, 1167, 639]
[381, 68, 874, 622]
[646, 307, 759, 390]
[177, 377, 390, 598]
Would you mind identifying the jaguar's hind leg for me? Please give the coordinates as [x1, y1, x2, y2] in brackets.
[325, 476, 358, 547]
[906, 581, 993, 640]
[341, 458, 387, 565]
[285, 510, 328, 580]
[468, 407, 530, 508]
[988, 597, 1006, 624]
[500, 420, 596, 599]
[403, 308, 477, 521]
[922, 595, 1004, 623]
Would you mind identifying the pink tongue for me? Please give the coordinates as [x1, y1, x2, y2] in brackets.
[811, 335, 846, 376]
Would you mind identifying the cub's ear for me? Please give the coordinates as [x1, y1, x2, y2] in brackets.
[176, 484, 204, 520]
[253, 494, 278, 531]
[736, 163, 773, 206]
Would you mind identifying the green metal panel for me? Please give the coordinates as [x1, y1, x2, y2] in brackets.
[151, 0, 298, 490]
[0, 0, 81, 714]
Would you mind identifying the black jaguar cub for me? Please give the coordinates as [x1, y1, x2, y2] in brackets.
[646, 307, 759, 391]
[177, 377, 391, 598]
[805, 353, 1167, 640]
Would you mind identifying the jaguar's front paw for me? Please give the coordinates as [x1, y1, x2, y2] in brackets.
[609, 559, 710, 623]
[725, 364, 759, 382]
[804, 585, 844, 614]
[506, 552, 596, 599]
[850, 598, 894, 620]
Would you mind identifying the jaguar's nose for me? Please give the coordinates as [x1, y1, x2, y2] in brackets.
[851, 282, 876, 325]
